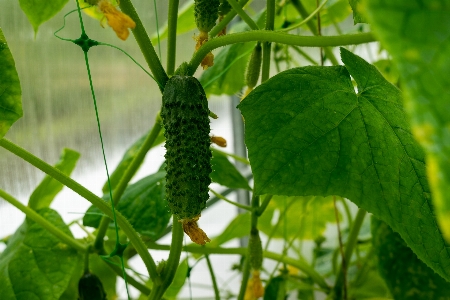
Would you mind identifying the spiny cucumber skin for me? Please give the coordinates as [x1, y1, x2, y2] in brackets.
[245, 43, 262, 89]
[219, 0, 232, 16]
[194, 0, 221, 33]
[161, 76, 212, 220]
[249, 229, 263, 270]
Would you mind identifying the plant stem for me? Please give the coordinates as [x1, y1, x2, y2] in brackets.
[119, 0, 168, 90]
[149, 216, 184, 299]
[211, 148, 250, 165]
[290, 0, 339, 65]
[188, 31, 375, 74]
[0, 138, 160, 283]
[94, 115, 162, 252]
[0, 189, 87, 253]
[104, 257, 152, 295]
[332, 208, 367, 299]
[209, 188, 252, 211]
[147, 243, 330, 291]
[237, 256, 251, 300]
[256, 194, 273, 216]
[166, 0, 179, 75]
[227, 0, 259, 30]
[281, 0, 328, 32]
[209, 0, 251, 38]
[261, 0, 276, 82]
[205, 253, 220, 300]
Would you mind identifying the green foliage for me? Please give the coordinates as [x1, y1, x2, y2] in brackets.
[210, 148, 251, 190]
[0, 29, 22, 139]
[365, 0, 450, 242]
[84, 171, 171, 240]
[18, 0, 69, 33]
[348, 0, 366, 24]
[161, 75, 212, 220]
[264, 276, 286, 300]
[164, 259, 189, 299]
[29, 148, 80, 210]
[238, 48, 450, 281]
[0, 208, 78, 300]
[372, 217, 450, 299]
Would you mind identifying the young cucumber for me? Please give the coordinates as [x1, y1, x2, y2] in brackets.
[161, 75, 212, 245]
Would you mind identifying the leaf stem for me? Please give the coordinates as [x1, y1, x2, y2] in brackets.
[166, 0, 179, 75]
[209, 0, 251, 38]
[205, 253, 221, 300]
[227, 0, 259, 30]
[237, 255, 251, 300]
[94, 115, 163, 252]
[261, 0, 276, 82]
[256, 194, 273, 216]
[188, 31, 375, 74]
[281, 0, 328, 32]
[149, 216, 184, 299]
[0, 138, 160, 283]
[0, 189, 87, 253]
[147, 243, 330, 291]
[332, 208, 367, 298]
[119, 0, 168, 90]
[209, 188, 252, 211]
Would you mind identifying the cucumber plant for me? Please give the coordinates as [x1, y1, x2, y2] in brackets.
[1, 0, 450, 299]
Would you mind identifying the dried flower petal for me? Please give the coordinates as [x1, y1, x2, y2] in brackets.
[98, 0, 136, 40]
[180, 215, 211, 245]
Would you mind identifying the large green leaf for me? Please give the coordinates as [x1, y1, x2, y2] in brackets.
[210, 148, 251, 190]
[85, 171, 171, 241]
[372, 217, 450, 299]
[238, 48, 450, 280]
[209, 212, 251, 247]
[258, 196, 339, 241]
[364, 0, 450, 241]
[0, 29, 22, 139]
[18, 0, 69, 33]
[29, 148, 80, 210]
[0, 208, 79, 300]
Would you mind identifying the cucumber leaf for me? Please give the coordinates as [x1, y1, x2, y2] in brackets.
[29, 148, 80, 210]
[372, 217, 450, 299]
[0, 208, 78, 300]
[365, 0, 450, 242]
[18, 0, 69, 33]
[238, 48, 450, 281]
[85, 171, 171, 241]
[348, 0, 367, 24]
[210, 148, 251, 190]
[0, 29, 22, 139]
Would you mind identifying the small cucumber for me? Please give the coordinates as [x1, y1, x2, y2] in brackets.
[245, 43, 262, 89]
[249, 229, 263, 270]
[78, 272, 107, 300]
[194, 0, 221, 33]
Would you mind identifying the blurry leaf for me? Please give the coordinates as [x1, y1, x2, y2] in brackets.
[29, 148, 80, 210]
[58, 255, 83, 300]
[86, 171, 171, 241]
[372, 217, 450, 299]
[164, 259, 189, 299]
[373, 59, 399, 86]
[259, 196, 339, 241]
[301, 0, 352, 28]
[0, 208, 79, 300]
[210, 149, 251, 190]
[199, 12, 266, 96]
[348, 0, 367, 24]
[210, 212, 251, 247]
[0, 29, 22, 139]
[238, 48, 450, 281]
[365, 0, 450, 242]
[150, 0, 195, 44]
[18, 0, 69, 33]
[102, 128, 165, 193]
[264, 276, 286, 300]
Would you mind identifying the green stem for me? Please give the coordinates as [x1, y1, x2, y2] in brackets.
[209, 188, 252, 211]
[281, 0, 328, 32]
[332, 208, 367, 299]
[119, 0, 168, 90]
[0, 138, 160, 283]
[290, 0, 339, 65]
[94, 115, 163, 251]
[209, 0, 251, 38]
[227, 0, 259, 30]
[166, 0, 179, 75]
[147, 243, 330, 291]
[149, 216, 184, 299]
[188, 31, 375, 74]
[0, 189, 87, 253]
[261, 0, 276, 82]
[290, 45, 319, 65]
[205, 253, 220, 300]
[256, 194, 273, 216]
[210, 148, 250, 165]
[237, 256, 251, 300]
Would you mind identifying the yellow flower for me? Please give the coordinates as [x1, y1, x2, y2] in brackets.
[244, 270, 264, 300]
[98, 0, 136, 41]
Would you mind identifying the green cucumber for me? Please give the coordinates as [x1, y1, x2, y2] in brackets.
[194, 0, 221, 33]
[161, 75, 212, 221]
[78, 272, 107, 300]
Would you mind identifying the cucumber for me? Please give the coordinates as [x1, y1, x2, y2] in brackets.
[78, 272, 107, 300]
[194, 0, 220, 34]
[161, 75, 212, 244]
